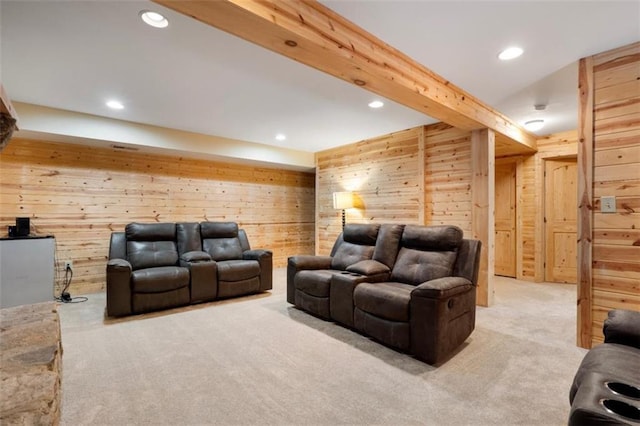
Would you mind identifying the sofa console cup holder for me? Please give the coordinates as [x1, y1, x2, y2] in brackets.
[600, 399, 640, 421]
[606, 382, 640, 400]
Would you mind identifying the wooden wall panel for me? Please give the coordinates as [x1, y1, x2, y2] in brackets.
[580, 41, 640, 347]
[424, 123, 473, 234]
[314, 127, 423, 255]
[0, 138, 315, 296]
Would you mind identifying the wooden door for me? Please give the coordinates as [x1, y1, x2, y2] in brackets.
[545, 159, 578, 283]
[495, 162, 517, 277]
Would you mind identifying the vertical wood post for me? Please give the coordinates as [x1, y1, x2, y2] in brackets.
[418, 126, 425, 225]
[577, 57, 594, 349]
[472, 129, 495, 307]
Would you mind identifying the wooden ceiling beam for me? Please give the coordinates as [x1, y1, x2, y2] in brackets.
[154, 0, 537, 152]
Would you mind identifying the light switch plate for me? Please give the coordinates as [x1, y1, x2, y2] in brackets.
[601, 196, 616, 213]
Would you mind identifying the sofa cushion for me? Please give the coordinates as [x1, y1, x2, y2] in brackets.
[390, 247, 458, 285]
[331, 242, 375, 271]
[295, 270, 335, 298]
[203, 238, 243, 261]
[354, 282, 414, 322]
[372, 224, 405, 269]
[131, 266, 189, 293]
[387, 225, 462, 285]
[329, 224, 380, 270]
[176, 222, 202, 254]
[217, 260, 260, 282]
[127, 241, 179, 270]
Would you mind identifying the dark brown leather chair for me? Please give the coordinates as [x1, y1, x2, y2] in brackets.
[352, 225, 481, 364]
[198, 222, 272, 298]
[106, 222, 191, 317]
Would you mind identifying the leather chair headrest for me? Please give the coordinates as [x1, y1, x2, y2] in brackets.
[343, 224, 380, 245]
[200, 222, 239, 238]
[125, 222, 176, 241]
[401, 225, 463, 251]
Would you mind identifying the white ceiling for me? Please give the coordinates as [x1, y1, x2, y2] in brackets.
[2, 0, 639, 154]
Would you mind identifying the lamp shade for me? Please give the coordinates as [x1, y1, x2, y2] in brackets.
[333, 191, 354, 209]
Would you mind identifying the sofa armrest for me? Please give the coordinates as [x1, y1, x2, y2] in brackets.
[244, 249, 273, 292]
[288, 255, 332, 270]
[243, 249, 271, 261]
[411, 277, 474, 299]
[603, 309, 640, 349]
[106, 258, 132, 317]
[180, 250, 212, 263]
[410, 276, 477, 364]
[346, 259, 390, 276]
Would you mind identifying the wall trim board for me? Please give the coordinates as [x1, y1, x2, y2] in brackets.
[576, 55, 596, 347]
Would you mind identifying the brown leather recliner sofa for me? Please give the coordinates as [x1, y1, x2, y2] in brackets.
[107, 222, 272, 317]
[568, 309, 640, 425]
[288, 223, 481, 364]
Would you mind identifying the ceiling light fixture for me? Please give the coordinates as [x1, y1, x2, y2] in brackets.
[498, 46, 523, 61]
[275, 133, 286, 141]
[368, 100, 384, 109]
[140, 10, 169, 28]
[106, 100, 124, 110]
[524, 119, 545, 132]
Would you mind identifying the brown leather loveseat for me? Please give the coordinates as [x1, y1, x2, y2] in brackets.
[107, 222, 272, 317]
[288, 223, 481, 364]
[568, 309, 640, 425]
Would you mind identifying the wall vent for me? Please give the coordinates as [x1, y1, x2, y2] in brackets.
[110, 144, 139, 151]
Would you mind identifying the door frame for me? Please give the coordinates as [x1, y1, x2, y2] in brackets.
[494, 157, 524, 279]
[540, 154, 578, 283]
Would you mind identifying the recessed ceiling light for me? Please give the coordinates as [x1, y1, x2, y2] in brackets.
[106, 100, 124, 110]
[275, 133, 286, 141]
[498, 46, 523, 61]
[368, 100, 384, 109]
[524, 119, 544, 132]
[140, 10, 169, 28]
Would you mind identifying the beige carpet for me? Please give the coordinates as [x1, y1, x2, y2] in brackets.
[57, 269, 587, 425]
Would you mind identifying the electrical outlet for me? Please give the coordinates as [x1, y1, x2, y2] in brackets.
[601, 196, 616, 213]
[64, 260, 73, 271]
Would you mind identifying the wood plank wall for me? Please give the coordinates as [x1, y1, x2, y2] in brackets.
[588, 42, 640, 345]
[314, 127, 424, 254]
[0, 138, 315, 296]
[424, 124, 473, 234]
[314, 123, 475, 255]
